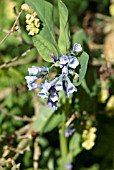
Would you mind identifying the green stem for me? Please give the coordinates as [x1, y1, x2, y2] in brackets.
[59, 97, 69, 170]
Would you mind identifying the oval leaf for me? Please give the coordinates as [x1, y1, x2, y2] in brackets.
[73, 29, 87, 47]
[32, 106, 54, 133]
[25, 0, 58, 49]
[43, 113, 62, 133]
[58, 0, 70, 54]
[33, 35, 58, 62]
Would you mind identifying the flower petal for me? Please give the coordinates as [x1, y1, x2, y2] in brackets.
[25, 75, 43, 84]
[47, 100, 58, 111]
[27, 83, 42, 91]
[55, 75, 63, 91]
[71, 43, 82, 54]
[66, 76, 77, 97]
[28, 66, 49, 75]
[62, 66, 68, 76]
[69, 56, 79, 69]
[38, 89, 48, 99]
[28, 66, 39, 75]
[49, 92, 58, 102]
[60, 55, 69, 67]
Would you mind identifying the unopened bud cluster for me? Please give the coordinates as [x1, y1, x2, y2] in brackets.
[22, 4, 40, 36]
[82, 127, 97, 150]
[26, 12, 40, 36]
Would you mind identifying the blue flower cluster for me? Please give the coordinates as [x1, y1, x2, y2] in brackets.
[25, 43, 82, 110]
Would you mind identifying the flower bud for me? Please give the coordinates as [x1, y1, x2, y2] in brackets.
[21, 3, 33, 13]
[13, 25, 19, 31]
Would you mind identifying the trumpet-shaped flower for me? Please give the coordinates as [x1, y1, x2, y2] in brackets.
[47, 86, 58, 111]
[62, 66, 68, 76]
[55, 75, 63, 91]
[28, 66, 49, 75]
[25, 75, 43, 84]
[66, 76, 77, 97]
[60, 55, 69, 67]
[69, 56, 79, 69]
[27, 83, 42, 91]
[47, 99, 58, 111]
[38, 78, 58, 100]
[71, 43, 82, 54]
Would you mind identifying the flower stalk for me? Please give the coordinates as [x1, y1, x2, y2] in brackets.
[59, 97, 70, 170]
[59, 114, 68, 170]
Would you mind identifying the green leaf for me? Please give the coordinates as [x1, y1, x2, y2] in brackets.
[32, 106, 54, 133]
[25, 0, 44, 21]
[81, 78, 91, 95]
[72, 29, 87, 47]
[33, 35, 58, 62]
[25, 0, 58, 49]
[58, 0, 70, 54]
[43, 113, 62, 133]
[69, 132, 82, 158]
[73, 51, 89, 86]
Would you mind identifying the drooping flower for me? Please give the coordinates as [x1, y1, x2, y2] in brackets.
[69, 56, 79, 69]
[25, 75, 43, 84]
[65, 76, 77, 98]
[55, 75, 63, 91]
[60, 55, 69, 67]
[27, 83, 42, 91]
[71, 43, 82, 54]
[62, 66, 68, 76]
[47, 86, 58, 111]
[38, 78, 58, 100]
[38, 88, 49, 99]
[25, 75, 43, 91]
[47, 99, 58, 111]
[28, 66, 49, 75]
[25, 66, 49, 91]
[49, 89, 59, 102]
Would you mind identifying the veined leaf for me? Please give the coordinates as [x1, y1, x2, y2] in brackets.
[25, 0, 44, 21]
[73, 51, 89, 86]
[43, 113, 62, 133]
[25, 0, 58, 50]
[33, 35, 58, 62]
[32, 105, 62, 133]
[32, 106, 54, 133]
[58, 0, 70, 54]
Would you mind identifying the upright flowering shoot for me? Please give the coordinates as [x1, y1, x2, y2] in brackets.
[25, 43, 83, 111]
